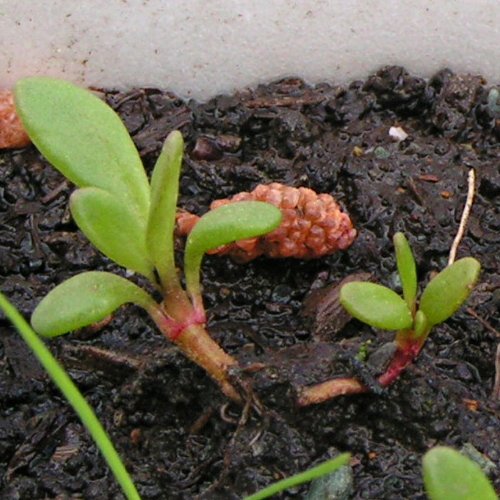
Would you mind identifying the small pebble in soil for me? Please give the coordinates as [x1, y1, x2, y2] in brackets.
[388, 126, 408, 142]
[487, 88, 500, 114]
[191, 136, 223, 161]
[461, 443, 496, 477]
[373, 146, 390, 159]
[305, 458, 353, 500]
[271, 283, 292, 303]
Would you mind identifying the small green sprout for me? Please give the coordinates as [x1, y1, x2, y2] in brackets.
[340, 232, 480, 387]
[14, 77, 282, 401]
[297, 232, 480, 405]
[423, 446, 498, 500]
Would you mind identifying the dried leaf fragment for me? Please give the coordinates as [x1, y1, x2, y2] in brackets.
[303, 273, 374, 339]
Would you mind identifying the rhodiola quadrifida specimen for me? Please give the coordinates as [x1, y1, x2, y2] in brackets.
[14, 76, 283, 401]
[297, 232, 480, 405]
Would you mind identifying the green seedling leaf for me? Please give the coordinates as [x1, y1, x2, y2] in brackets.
[423, 446, 497, 500]
[32, 271, 156, 337]
[0, 293, 142, 500]
[340, 282, 413, 330]
[184, 201, 282, 300]
[70, 187, 154, 280]
[146, 131, 184, 288]
[14, 77, 150, 223]
[394, 232, 417, 311]
[419, 257, 481, 326]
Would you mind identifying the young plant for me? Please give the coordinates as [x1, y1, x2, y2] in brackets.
[14, 76, 282, 401]
[1, 293, 351, 500]
[298, 232, 480, 405]
[4, 297, 494, 500]
[423, 446, 498, 500]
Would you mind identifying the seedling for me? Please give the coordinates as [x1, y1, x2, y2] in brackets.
[423, 446, 498, 500]
[2, 298, 493, 500]
[14, 76, 283, 401]
[0, 293, 350, 500]
[298, 232, 480, 405]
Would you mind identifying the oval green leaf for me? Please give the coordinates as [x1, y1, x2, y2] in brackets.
[184, 201, 282, 298]
[31, 271, 156, 337]
[340, 282, 413, 330]
[423, 447, 497, 500]
[14, 77, 150, 223]
[394, 232, 417, 311]
[419, 257, 481, 326]
[70, 187, 154, 280]
[146, 131, 184, 287]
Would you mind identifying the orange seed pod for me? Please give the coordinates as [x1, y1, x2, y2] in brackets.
[176, 183, 357, 263]
[0, 91, 31, 149]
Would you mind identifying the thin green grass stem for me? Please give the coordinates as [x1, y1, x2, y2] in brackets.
[0, 292, 142, 500]
[242, 453, 351, 500]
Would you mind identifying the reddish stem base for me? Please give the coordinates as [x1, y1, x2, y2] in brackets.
[150, 299, 241, 402]
[297, 336, 425, 406]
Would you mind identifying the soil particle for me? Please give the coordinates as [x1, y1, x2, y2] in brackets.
[1, 66, 500, 499]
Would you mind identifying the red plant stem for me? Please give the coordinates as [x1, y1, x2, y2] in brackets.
[176, 323, 241, 402]
[297, 334, 426, 406]
[377, 334, 424, 387]
[148, 301, 241, 402]
[165, 308, 207, 342]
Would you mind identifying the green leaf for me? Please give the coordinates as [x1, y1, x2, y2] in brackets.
[413, 309, 431, 339]
[70, 187, 154, 280]
[242, 453, 351, 500]
[394, 232, 417, 311]
[184, 201, 282, 300]
[423, 447, 497, 500]
[146, 131, 184, 288]
[419, 257, 481, 326]
[31, 271, 156, 337]
[0, 292, 142, 500]
[14, 77, 150, 223]
[340, 282, 413, 330]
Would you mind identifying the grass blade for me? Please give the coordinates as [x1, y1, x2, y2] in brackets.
[242, 453, 351, 500]
[0, 292, 143, 500]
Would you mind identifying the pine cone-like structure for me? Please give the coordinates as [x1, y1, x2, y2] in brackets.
[176, 183, 357, 263]
[0, 91, 31, 149]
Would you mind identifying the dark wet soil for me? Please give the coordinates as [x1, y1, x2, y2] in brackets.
[1, 66, 500, 499]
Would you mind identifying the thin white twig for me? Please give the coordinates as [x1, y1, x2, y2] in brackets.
[492, 343, 500, 401]
[448, 169, 476, 266]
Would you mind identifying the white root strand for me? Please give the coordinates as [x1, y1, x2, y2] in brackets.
[448, 168, 476, 266]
